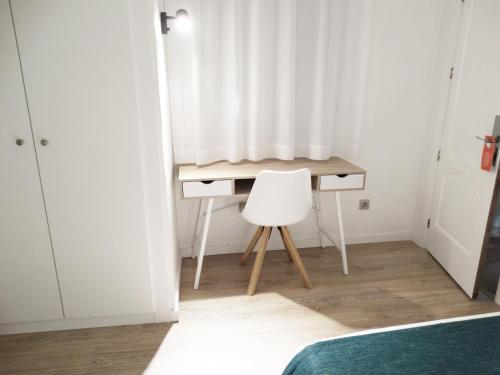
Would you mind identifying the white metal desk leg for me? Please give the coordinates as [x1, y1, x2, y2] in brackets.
[335, 192, 349, 275]
[191, 199, 203, 258]
[194, 198, 214, 289]
[314, 192, 326, 248]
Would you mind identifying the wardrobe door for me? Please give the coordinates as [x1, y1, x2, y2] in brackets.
[0, 0, 63, 323]
[10, 0, 154, 318]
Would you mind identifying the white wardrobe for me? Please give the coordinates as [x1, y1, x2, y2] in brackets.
[0, 0, 167, 329]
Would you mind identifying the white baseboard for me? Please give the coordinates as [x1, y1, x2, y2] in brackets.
[0, 313, 155, 335]
[181, 231, 413, 258]
[347, 231, 413, 245]
[181, 237, 320, 258]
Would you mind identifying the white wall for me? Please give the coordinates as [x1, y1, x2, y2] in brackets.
[174, 0, 451, 257]
[129, 0, 180, 321]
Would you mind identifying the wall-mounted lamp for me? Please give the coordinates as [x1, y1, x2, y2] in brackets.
[161, 9, 190, 35]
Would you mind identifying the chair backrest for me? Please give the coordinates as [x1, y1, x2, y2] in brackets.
[242, 168, 312, 227]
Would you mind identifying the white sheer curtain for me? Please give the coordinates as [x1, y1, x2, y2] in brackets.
[165, 0, 371, 165]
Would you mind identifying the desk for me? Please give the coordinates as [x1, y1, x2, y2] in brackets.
[178, 157, 366, 289]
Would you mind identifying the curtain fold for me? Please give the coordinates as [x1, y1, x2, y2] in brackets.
[166, 0, 371, 165]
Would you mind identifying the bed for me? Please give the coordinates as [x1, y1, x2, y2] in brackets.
[283, 312, 500, 375]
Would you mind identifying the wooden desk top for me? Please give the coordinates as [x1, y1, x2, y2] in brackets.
[178, 157, 365, 182]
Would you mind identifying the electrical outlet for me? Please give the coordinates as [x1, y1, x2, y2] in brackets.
[359, 199, 370, 210]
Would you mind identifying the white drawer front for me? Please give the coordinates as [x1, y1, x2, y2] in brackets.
[182, 180, 233, 198]
[319, 174, 365, 190]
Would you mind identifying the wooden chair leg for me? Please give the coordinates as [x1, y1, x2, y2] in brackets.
[278, 227, 293, 262]
[247, 226, 271, 295]
[281, 226, 312, 289]
[240, 226, 264, 265]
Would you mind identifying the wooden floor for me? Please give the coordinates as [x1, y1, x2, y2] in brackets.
[1, 241, 499, 375]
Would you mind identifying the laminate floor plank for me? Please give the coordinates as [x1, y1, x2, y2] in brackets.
[0, 241, 498, 375]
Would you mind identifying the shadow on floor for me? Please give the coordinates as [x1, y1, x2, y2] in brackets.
[0, 322, 172, 375]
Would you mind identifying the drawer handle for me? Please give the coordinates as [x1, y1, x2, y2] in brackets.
[201, 180, 214, 184]
[337, 174, 348, 178]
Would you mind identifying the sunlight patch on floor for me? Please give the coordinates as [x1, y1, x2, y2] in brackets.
[143, 292, 354, 375]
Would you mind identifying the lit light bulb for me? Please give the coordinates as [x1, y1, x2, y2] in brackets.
[175, 9, 191, 33]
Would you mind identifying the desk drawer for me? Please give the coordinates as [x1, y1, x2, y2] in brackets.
[182, 180, 233, 198]
[319, 174, 365, 190]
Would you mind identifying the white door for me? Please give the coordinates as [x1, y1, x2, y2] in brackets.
[427, 0, 500, 298]
[0, 0, 63, 323]
[10, 0, 154, 318]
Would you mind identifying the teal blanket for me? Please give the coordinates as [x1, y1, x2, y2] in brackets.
[283, 315, 500, 375]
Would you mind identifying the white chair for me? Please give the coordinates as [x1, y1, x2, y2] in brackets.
[240, 168, 313, 295]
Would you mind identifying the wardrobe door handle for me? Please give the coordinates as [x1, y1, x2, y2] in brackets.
[15, 138, 24, 146]
[40, 139, 49, 146]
